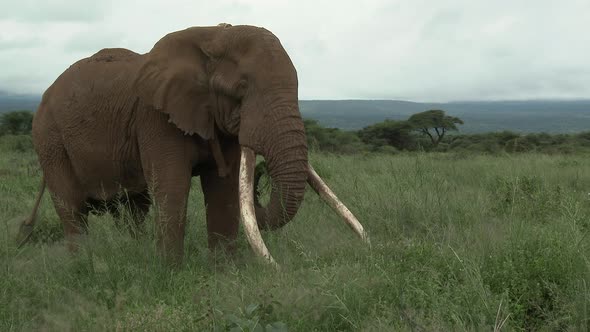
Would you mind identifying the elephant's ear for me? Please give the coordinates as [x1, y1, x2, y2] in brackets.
[136, 48, 214, 139]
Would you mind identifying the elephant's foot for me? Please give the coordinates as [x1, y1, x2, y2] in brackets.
[157, 239, 185, 268]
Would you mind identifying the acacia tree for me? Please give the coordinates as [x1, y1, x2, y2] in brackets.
[408, 110, 463, 147]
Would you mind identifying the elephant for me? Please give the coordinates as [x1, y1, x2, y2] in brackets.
[17, 23, 367, 266]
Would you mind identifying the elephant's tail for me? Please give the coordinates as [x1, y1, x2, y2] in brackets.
[16, 177, 46, 248]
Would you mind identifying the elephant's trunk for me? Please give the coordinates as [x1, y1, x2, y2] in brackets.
[238, 102, 369, 266]
[255, 107, 308, 230]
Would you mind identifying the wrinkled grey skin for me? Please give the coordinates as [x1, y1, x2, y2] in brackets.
[22, 24, 308, 265]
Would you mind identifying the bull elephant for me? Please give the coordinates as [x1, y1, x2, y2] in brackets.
[17, 23, 367, 266]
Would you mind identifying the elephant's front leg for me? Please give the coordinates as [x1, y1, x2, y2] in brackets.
[200, 142, 241, 253]
[142, 155, 193, 266]
[149, 169, 192, 265]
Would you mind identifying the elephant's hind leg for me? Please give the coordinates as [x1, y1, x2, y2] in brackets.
[42, 152, 89, 251]
[54, 199, 89, 251]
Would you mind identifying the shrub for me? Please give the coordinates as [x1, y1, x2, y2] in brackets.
[304, 119, 368, 154]
[0, 110, 34, 136]
[0, 134, 34, 152]
[358, 119, 415, 150]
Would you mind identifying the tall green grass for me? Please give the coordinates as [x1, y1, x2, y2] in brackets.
[2, 150, 590, 330]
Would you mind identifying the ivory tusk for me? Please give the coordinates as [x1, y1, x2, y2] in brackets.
[238, 146, 278, 266]
[307, 164, 370, 244]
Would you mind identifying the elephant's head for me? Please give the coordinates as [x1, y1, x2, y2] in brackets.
[136, 24, 367, 264]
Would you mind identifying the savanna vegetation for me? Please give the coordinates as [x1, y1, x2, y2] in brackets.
[2, 109, 590, 330]
[305, 110, 590, 155]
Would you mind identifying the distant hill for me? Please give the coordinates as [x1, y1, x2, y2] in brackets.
[1, 91, 589, 133]
[0, 91, 40, 113]
[300, 100, 590, 133]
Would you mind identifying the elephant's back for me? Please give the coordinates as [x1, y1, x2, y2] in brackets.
[58, 47, 142, 90]
[88, 48, 139, 63]
[34, 47, 145, 164]
[38, 48, 144, 126]
[33, 48, 147, 195]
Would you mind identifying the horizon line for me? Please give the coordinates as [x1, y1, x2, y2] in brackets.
[1, 91, 589, 104]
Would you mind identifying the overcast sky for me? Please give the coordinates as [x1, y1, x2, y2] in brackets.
[1, 0, 589, 101]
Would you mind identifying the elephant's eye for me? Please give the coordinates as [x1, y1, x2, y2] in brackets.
[235, 79, 248, 97]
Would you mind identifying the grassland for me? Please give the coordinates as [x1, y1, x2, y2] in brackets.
[2, 147, 590, 331]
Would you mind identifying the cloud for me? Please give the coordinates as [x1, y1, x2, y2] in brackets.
[0, 0, 589, 101]
[0, 0, 110, 23]
[63, 28, 124, 54]
[0, 35, 42, 50]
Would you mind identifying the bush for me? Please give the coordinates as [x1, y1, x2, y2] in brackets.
[358, 119, 415, 150]
[304, 119, 368, 154]
[0, 110, 34, 136]
[443, 131, 590, 154]
[0, 135, 34, 152]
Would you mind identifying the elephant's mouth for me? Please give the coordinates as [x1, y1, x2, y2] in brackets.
[237, 146, 369, 266]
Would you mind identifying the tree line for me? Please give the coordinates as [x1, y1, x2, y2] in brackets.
[3, 109, 590, 154]
[305, 110, 590, 154]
